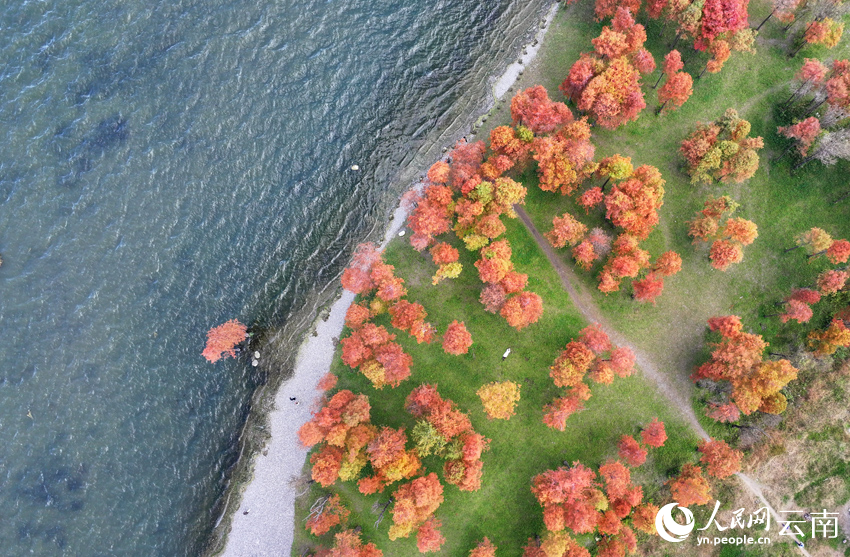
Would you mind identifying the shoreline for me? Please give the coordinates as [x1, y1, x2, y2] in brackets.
[221, 205, 410, 557]
[218, 4, 560, 555]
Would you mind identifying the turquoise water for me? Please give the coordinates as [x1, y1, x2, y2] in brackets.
[0, 0, 549, 554]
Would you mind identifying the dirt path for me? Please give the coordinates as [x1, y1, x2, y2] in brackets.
[516, 206, 812, 555]
[516, 206, 709, 437]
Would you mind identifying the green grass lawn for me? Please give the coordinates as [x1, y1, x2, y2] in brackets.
[291, 0, 850, 554]
[522, 0, 850, 434]
[292, 218, 701, 555]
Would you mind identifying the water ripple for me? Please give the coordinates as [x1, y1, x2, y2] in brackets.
[0, 0, 550, 554]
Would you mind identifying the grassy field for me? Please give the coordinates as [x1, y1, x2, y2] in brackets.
[290, 0, 850, 554]
[521, 0, 850, 433]
[292, 217, 703, 555]
[294, 216, 696, 556]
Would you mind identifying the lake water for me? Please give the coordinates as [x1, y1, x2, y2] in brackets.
[0, 0, 549, 554]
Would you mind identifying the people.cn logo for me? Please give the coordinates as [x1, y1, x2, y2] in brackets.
[655, 503, 696, 542]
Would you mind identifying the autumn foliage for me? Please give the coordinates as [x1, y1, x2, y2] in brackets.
[388, 473, 444, 544]
[698, 439, 743, 478]
[561, 8, 655, 129]
[416, 518, 445, 553]
[778, 117, 822, 156]
[604, 165, 666, 241]
[477, 381, 522, 420]
[808, 318, 850, 356]
[688, 196, 757, 271]
[803, 18, 844, 50]
[643, 0, 754, 69]
[341, 324, 413, 389]
[202, 319, 247, 363]
[299, 390, 376, 487]
[442, 320, 473, 355]
[792, 227, 834, 255]
[429, 242, 461, 285]
[657, 50, 693, 113]
[359, 427, 422, 495]
[529, 437, 660, 556]
[618, 435, 648, 467]
[311, 529, 383, 557]
[547, 213, 587, 249]
[680, 109, 764, 184]
[511, 85, 574, 135]
[641, 417, 668, 448]
[667, 463, 712, 506]
[306, 494, 350, 536]
[693, 316, 799, 419]
[500, 291, 544, 331]
[402, 135, 545, 329]
[469, 538, 497, 557]
[544, 324, 636, 430]
[406, 384, 490, 492]
[531, 119, 597, 195]
[544, 158, 674, 300]
[779, 288, 821, 324]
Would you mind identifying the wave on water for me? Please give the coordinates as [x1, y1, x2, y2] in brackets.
[0, 0, 553, 555]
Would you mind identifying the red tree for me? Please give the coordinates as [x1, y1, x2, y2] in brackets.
[604, 165, 665, 240]
[633, 273, 665, 304]
[429, 242, 461, 284]
[389, 300, 427, 332]
[317, 372, 338, 392]
[299, 390, 376, 485]
[345, 303, 372, 330]
[698, 438, 743, 478]
[709, 239, 744, 270]
[780, 298, 814, 324]
[826, 239, 850, 264]
[511, 85, 574, 135]
[202, 319, 247, 363]
[500, 291, 544, 330]
[306, 494, 350, 536]
[668, 463, 712, 506]
[416, 518, 446, 553]
[657, 50, 693, 112]
[546, 212, 588, 248]
[578, 187, 605, 213]
[531, 119, 597, 195]
[618, 435, 648, 467]
[778, 117, 822, 156]
[641, 418, 668, 448]
[341, 243, 382, 293]
[693, 316, 798, 418]
[443, 320, 473, 355]
[479, 284, 508, 314]
[312, 529, 383, 557]
[562, 9, 654, 129]
[469, 537, 497, 557]
[653, 251, 683, 276]
[817, 269, 848, 295]
[388, 474, 444, 541]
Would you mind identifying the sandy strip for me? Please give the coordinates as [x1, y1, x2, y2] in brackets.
[222, 5, 559, 554]
[492, 3, 558, 100]
[222, 203, 408, 556]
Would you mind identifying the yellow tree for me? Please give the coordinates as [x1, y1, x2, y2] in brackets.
[476, 381, 522, 420]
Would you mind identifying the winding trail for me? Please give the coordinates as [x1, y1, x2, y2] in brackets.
[516, 206, 812, 555]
